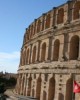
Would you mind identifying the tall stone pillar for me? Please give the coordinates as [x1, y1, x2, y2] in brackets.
[16, 74, 20, 94]
[35, 42, 39, 62]
[30, 74, 34, 97]
[40, 74, 45, 100]
[35, 74, 42, 99]
[51, 37, 55, 61]
[58, 35, 64, 61]
[23, 74, 27, 96]
[47, 74, 54, 100]
[54, 75, 60, 100]
[29, 44, 32, 64]
[78, 38, 80, 60]
[20, 74, 24, 95]
[25, 77, 29, 96]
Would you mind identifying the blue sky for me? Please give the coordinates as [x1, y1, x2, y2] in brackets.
[0, 0, 67, 73]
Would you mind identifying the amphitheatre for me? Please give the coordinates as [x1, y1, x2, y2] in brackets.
[16, 0, 80, 100]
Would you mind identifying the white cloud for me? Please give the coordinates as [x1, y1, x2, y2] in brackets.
[0, 51, 20, 59]
[0, 51, 20, 73]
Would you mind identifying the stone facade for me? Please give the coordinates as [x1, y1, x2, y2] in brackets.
[16, 0, 80, 100]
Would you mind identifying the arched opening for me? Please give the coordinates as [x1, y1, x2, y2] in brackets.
[69, 35, 79, 60]
[73, 1, 80, 20]
[36, 76, 42, 100]
[65, 78, 73, 100]
[58, 93, 64, 100]
[32, 89, 35, 97]
[45, 14, 51, 28]
[48, 77, 55, 100]
[57, 8, 64, 24]
[27, 76, 32, 96]
[32, 46, 36, 63]
[53, 39, 60, 61]
[26, 48, 29, 64]
[41, 42, 46, 61]
[43, 91, 47, 100]
[37, 19, 41, 33]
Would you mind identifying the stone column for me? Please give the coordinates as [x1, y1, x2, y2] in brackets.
[78, 38, 80, 60]
[25, 77, 29, 96]
[25, 74, 30, 96]
[45, 43, 49, 61]
[30, 74, 34, 97]
[27, 45, 32, 64]
[47, 74, 54, 100]
[29, 44, 32, 64]
[58, 35, 64, 61]
[20, 74, 24, 95]
[23, 74, 27, 96]
[26, 74, 32, 96]
[34, 19, 37, 34]
[16, 74, 20, 94]
[54, 9, 58, 26]
[40, 74, 45, 100]
[35, 42, 39, 62]
[54, 75, 60, 100]
[37, 40, 41, 62]
[64, 4, 68, 24]
[35, 74, 40, 98]
[39, 42, 42, 62]
[51, 37, 54, 61]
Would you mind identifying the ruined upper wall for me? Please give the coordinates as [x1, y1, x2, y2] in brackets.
[23, 0, 80, 45]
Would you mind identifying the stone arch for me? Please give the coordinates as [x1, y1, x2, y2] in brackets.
[45, 14, 51, 28]
[26, 48, 30, 64]
[69, 35, 79, 60]
[37, 19, 41, 33]
[73, 1, 80, 20]
[58, 93, 64, 100]
[27, 76, 32, 96]
[43, 91, 47, 100]
[48, 76, 55, 100]
[36, 75, 42, 100]
[32, 46, 36, 63]
[41, 42, 46, 61]
[53, 39, 60, 61]
[57, 8, 64, 24]
[65, 78, 73, 100]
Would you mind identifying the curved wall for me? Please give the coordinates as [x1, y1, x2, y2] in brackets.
[16, 1, 80, 100]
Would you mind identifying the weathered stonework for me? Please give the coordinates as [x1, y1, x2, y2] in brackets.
[16, 0, 80, 100]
